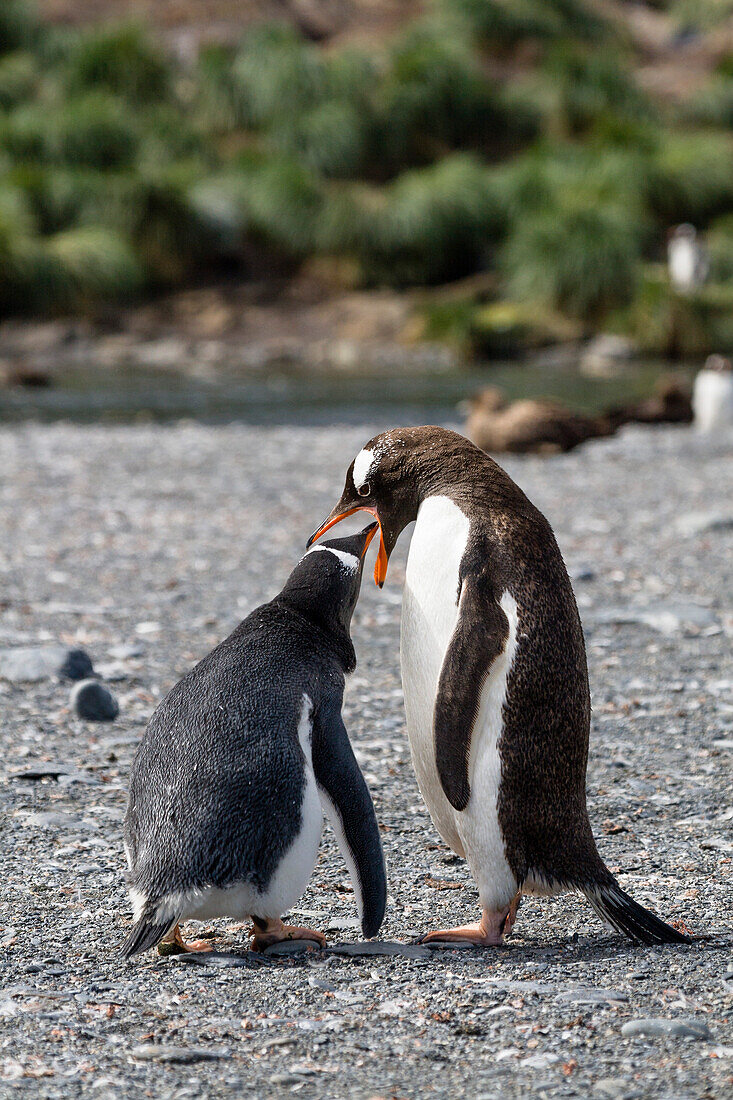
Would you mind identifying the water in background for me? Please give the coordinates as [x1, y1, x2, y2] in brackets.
[0, 359, 690, 425]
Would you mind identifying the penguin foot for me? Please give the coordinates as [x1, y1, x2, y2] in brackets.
[250, 918, 327, 952]
[503, 892, 522, 937]
[421, 904, 517, 947]
[157, 923, 214, 956]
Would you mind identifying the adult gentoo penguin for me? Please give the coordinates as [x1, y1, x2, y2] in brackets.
[122, 525, 386, 957]
[307, 427, 689, 946]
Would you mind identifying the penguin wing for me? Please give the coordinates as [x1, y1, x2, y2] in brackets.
[311, 699, 387, 939]
[435, 574, 510, 811]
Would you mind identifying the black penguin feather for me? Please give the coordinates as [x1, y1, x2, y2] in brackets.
[584, 882, 690, 945]
[121, 912, 177, 959]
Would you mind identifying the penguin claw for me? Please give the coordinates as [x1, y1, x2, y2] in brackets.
[250, 919, 327, 952]
[157, 924, 215, 955]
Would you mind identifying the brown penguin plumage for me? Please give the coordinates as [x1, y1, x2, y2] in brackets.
[308, 426, 689, 946]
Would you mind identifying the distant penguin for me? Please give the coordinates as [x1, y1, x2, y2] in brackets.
[693, 355, 733, 433]
[668, 224, 708, 293]
[122, 524, 386, 957]
[308, 427, 689, 947]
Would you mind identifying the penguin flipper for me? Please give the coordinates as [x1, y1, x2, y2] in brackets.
[434, 575, 510, 811]
[311, 700, 387, 939]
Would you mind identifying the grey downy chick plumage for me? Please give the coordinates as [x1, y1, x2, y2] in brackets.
[122, 524, 386, 957]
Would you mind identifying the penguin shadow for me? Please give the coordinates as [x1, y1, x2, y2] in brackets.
[468, 929, 731, 963]
[148, 925, 325, 968]
[148, 928, 731, 970]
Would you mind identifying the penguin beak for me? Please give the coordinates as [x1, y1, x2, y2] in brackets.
[307, 507, 389, 588]
[360, 521, 379, 559]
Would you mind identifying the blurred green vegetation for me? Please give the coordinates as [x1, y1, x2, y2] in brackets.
[0, 0, 732, 356]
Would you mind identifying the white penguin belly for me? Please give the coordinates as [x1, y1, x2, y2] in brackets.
[693, 370, 733, 432]
[401, 496, 519, 912]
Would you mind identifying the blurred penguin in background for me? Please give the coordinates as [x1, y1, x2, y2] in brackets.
[668, 224, 709, 293]
[693, 355, 733, 433]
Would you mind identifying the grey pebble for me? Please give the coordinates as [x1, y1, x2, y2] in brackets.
[264, 939, 323, 956]
[171, 951, 257, 968]
[555, 987, 628, 1005]
[71, 679, 119, 721]
[594, 1079, 640, 1100]
[23, 811, 81, 830]
[675, 511, 733, 537]
[308, 976, 337, 991]
[621, 1018, 712, 1040]
[0, 645, 89, 683]
[57, 647, 94, 681]
[108, 643, 145, 659]
[94, 661, 129, 682]
[327, 940, 431, 960]
[326, 916, 361, 932]
[131, 1043, 228, 1063]
[9, 765, 73, 781]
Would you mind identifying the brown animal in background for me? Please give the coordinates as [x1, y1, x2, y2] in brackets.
[463, 387, 614, 455]
[605, 378, 693, 430]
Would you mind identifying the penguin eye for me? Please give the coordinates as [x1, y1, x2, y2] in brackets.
[357, 482, 371, 497]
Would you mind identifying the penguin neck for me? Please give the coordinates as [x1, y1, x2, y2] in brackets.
[400, 434, 489, 508]
[407, 439, 524, 519]
[276, 591, 356, 673]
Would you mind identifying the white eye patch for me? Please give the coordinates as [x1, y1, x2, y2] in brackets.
[305, 545, 359, 571]
[352, 447, 376, 491]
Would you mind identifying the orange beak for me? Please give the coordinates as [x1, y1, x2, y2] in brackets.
[361, 521, 379, 559]
[308, 506, 389, 587]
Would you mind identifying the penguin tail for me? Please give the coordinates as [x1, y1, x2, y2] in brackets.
[583, 881, 691, 945]
[121, 903, 177, 959]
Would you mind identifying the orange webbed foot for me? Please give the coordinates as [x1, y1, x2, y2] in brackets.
[157, 923, 214, 956]
[250, 918, 326, 952]
[421, 898, 520, 947]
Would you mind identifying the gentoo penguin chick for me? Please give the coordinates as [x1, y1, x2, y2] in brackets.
[122, 524, 386, 958]
[308, 427, 689, 947]
[693, 355, 733, 433]
[464, 387, 613, 454]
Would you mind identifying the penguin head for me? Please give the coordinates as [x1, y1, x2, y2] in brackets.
[280, 523, 379, 646]
[307, 427, 468, 587]
[704, 354, 732, 373]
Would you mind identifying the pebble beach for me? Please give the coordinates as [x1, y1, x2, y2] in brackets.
[1, 417, 731, 1099]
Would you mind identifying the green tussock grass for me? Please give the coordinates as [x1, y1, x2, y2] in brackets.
[62, 23, 170, 106]
[0, 0, 729, 343]
[503, 204, 640, 323]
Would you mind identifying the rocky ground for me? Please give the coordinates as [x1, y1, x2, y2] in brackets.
[0, 417, 731, 1099]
